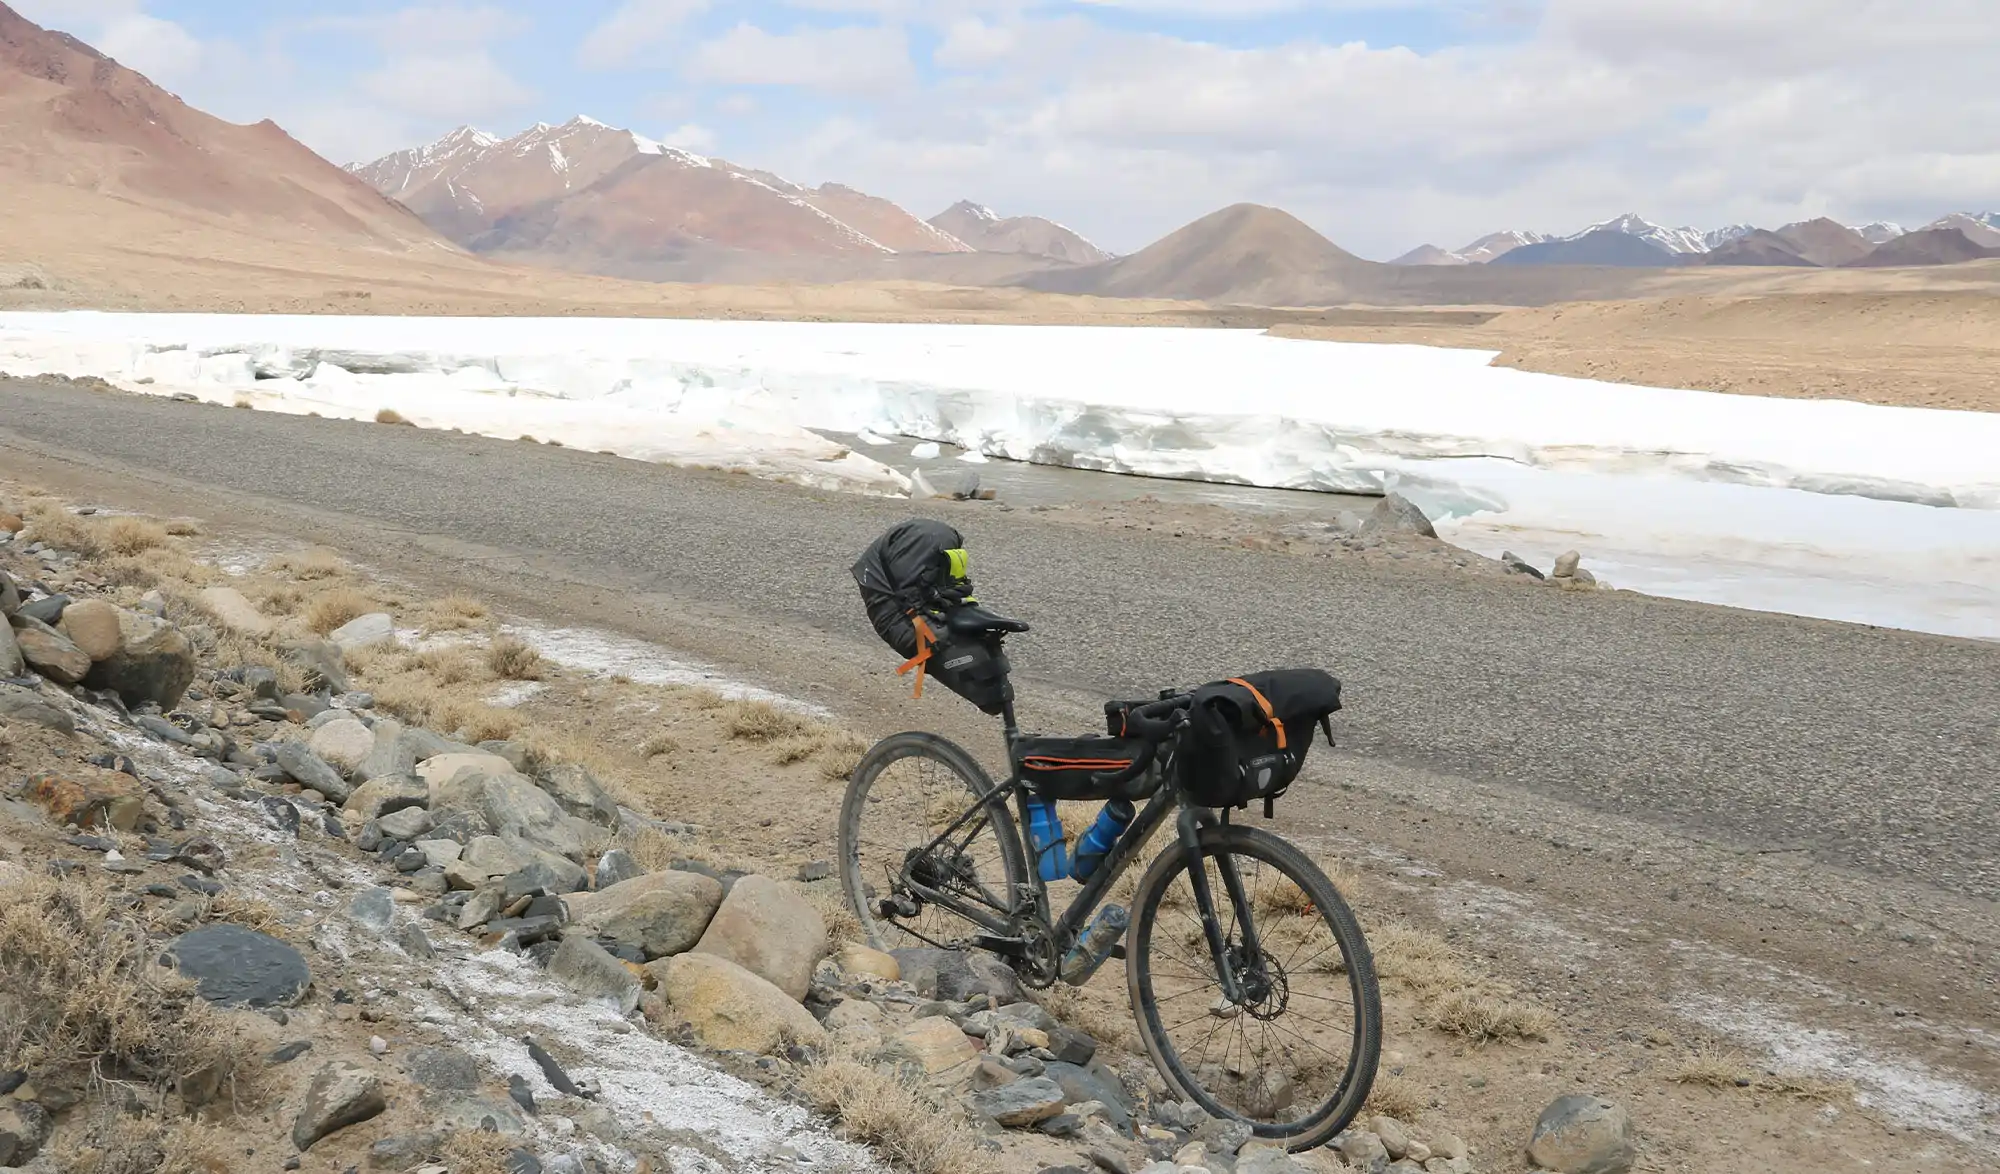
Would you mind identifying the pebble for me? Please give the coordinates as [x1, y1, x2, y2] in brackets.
[370, 1035, 388, 1057]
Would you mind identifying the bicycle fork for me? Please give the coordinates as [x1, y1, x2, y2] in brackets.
[1178, 806, 1265, 1006]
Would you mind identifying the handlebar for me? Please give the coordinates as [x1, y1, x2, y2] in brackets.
[1090, 694, 1193, 788]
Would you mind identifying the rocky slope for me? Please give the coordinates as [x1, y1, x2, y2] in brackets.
[930, 202, 1113, 264]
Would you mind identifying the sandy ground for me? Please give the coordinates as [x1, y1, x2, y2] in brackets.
[4, 388, 1995, 1172]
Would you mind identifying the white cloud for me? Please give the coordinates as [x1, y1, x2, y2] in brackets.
[92, 12, 205, 86]
[308, 4, 529, 51]
[658, 122, 718, 151]
[689, 23, 914, 95]
[578, 0, 711, 68]
[360, 52, 536, 122]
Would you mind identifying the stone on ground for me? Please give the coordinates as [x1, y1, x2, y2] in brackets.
[0, 1101, 52, 1167]
[565, 869, 722, 960]
[547, 935, 641, 1016]
[1552, 551, 1582, 579]
[891, 946, 1023, 1002]
[692, 873, 827, 1000]
[1336, 1130, 1389, 1171]
[593, 848, 642, 889]
[834, 943, 900, 982]
[1527, 1095, 1636, 1174]
[1361, 492, 1437, 539]
[887, 1016, 979, 1075]
[329, 611, 394, 654]
[357, 717, 419, 781]
[405, 1046, 481, 1091]
[376, 806, 435, 842]
[27, 771, 145, 831]
[0, 618, 22, 678]
[309, 716, 376, 778]
[168, 923, 312, 1008]
[648, 952, 826, 1055]
[273, 740, 352, 804]
[292, 1061, 387, 1150]
[56, 598, 121, 661]
[1373, 1116, 1414, 1160]
[431, 765, 600, 862]
[344, 772, 429, 819]
[969, 1075, 1067, 1127]
[0, 685, 71, 734]
[537, 763, 620, 827]
[9, 615, 91, 685]
[197, 585, 272, 635]
[85, 609, 196, 709]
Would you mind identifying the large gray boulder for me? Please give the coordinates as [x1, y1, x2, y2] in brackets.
[538, 763, 620, 828]
[0, 684, 70, 734]
[0, 615, 22, 677]
[308, 717, 375, 779]
[272, 741, 352, 804]
[431, 766, 603, 862]
[85, 610, 196, 709]
[357, 718, 419, 781]
[1527, 1095, 1637, 1174]
[692, 874, 827, 1001]
[547, 935, 641, 1015]
[1360, 492, 1437, 540]
[565, 870, 722, 960]
[292, 1062, 386, 1151]
[9, 614, 90, 685]
[343, 773, 429, 820]
[167, 924, 311, 1008]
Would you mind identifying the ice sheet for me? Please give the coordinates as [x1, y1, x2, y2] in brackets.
[2, 312, 1995, 639]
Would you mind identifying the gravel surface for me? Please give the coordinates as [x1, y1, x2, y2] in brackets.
[4, 376, 1996, 902]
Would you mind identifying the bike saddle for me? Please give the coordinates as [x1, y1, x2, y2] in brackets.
[945, 604, 1030, 637]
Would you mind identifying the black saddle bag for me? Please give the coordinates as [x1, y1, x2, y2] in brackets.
[852, 519, 1014, 716]
[1173, 669, 1342, 812]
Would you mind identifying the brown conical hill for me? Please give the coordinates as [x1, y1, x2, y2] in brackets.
[1773, 218, 1872, 267]
[1027, 204, 1374, 306]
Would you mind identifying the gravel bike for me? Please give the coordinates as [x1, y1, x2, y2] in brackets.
[837, 611, 1381, 1151]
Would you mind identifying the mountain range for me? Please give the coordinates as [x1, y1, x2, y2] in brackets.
[1394, 212, 2000, 269]
[347, 120, 1109, 277]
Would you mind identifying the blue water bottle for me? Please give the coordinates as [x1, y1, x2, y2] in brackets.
[1070, 799, 1136, 882]
[1025, 797, 1069, 882]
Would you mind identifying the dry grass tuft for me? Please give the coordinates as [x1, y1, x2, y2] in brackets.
[370, 676, 521, 744]
[426, 593, 491, 631]
[101, 515, 172, 555]
[164, 519, 201, 537]
[1418, 989, 1555, 1045]
[1371, 922, 1554, 1044]
[437, 1131, 521, 1174]
[1673, 1051, 1853, 1102]
[375, 408, 413, 425]
[795, 879, 863, 952]
[799, 1047, 997, 1174]
[1035, 983, 1143, 1053]
[1365, 1071, 1430, 1121]
[721, 698, 815, 742]
[486, 635, 547, 681]
[45, 1111, 234, 1174]
[303, 587, 374, 635]
[0, 877, 251, 1106]
[266, 547, 349, 582]
[23, 502, 107, 554]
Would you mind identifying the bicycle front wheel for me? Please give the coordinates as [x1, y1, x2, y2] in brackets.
[838, 732, 1028, 954]
[1127, 823, 1381, 1152]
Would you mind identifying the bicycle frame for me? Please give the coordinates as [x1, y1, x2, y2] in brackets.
[892, 693, 1263, 1000]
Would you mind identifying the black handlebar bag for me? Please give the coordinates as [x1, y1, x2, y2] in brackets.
[1174, 669, 1342, 812]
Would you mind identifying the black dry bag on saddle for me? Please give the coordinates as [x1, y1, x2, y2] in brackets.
[852, 519, 1015, 716]
[1170, 669, 1342, 813]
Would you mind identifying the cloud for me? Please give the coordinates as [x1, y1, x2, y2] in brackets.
[658, 122, 718, 151]
[359, 52, 536, 123]
[578, 0, 711, 68]
[689, 23, 915, 95]
[307, 4, 530, 51]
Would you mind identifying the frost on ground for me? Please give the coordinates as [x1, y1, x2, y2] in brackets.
[3, 312, 1997, 638]
[499, 622, 828, 715]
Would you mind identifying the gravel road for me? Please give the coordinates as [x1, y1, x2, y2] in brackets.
[4, 376, 1996, 903]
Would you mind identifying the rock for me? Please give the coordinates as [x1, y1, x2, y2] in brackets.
[292, 1061, 387, 1150]
[85, 610, 196, 709]
[0, 569, 17, 615]
[436, 1094, 526, 1135]
[1047, 1024, 1097, 1066]
[970, 1075, 1067, 1127]
[1198, 1117, 1253, 1155]
[406, 1046, 481, 1092]
[1361, 493, 1436, 539]
[310, 717, 377, 778]
[0, 1101, 52, 1167]
[16, 594, 66, 625]
[273, 741, 352, 804]
[356, 718, 418, 781]
[348, 887, 396, 934]
[546, 934, 642, 1015]
[1429, 1133, 1466, 1162]
[169, 924, 312, 1008]
[377, 806, 435, 841]
[198, 586, 272, 635]
[281, 637, 349, 694]
[1552, 550, 1582, 579]
[594, 848, 642, 890]
[458, 886, 507, 930]
[56, 599, 122, 661]
[1336, 1131, 1389, 1172]
[823, 997, 889, 1045]
[395, 921, 436, 958]
[537, 764, 620, 828]
[1241, 1068, 1295, 1119]
[567, 870, 722, 960]
[1045, 1062, 1132, 1128]
[9, 614, 91, 684]
[692, 874, 826, 1000]
[369, 1132, 448, 1171]
[0, 685, 72, 734]
[1569, 568, 1599, 588]
[1372, 1117, 1414, 1161]
[26, 771, 145, 831]
[329, 612, 395, 654]
[419, 751, 517, 788]
[0, 617, 21, 678]
[1500, 551, 1546, 580]
[344, 773, 430, 820]
[891, 947, 1023, 1003]
[649, 952, 826, 1055]
[432, 766, 599, 863]
[1527, 1095, 1636, 1174]
[414, 839, 463, 869]
[834, 943, 900, 982]
[888, 1016, 979, 1075]
[1235, 1149, 1307, 1174]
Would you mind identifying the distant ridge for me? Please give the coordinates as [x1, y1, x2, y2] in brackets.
[930, 200, 1112, 264]
[1024, 204, 1373, 304]
[1492, 231, 1682, 268]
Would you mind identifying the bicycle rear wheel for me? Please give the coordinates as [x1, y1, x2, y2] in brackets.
[1127, 824, 1380, 1152]
[838, 732, 1028, 953]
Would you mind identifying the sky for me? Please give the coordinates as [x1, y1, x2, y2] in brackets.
[18, 1, 2000, 259]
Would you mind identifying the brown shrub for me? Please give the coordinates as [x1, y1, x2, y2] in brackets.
[375, 408, 413, 425]
[486, 635, 547, 681]
[799, 1047, 996, 1174]
[1673, 1051, 1853, 1102]
[303, 587, 373, 635]
[100, 516, 171, 555]
[1365, 1071, 1430, 1121]
[720, 698, 813, 742]
[265, 547, 349, 582]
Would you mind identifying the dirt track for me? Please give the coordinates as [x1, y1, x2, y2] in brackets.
[3, 376, 1996, 1170]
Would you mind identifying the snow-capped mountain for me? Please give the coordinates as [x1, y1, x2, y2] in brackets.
[1851, 221, 1907, 245]
[1571, 213, 1711, 255]
[1388, 229, 1552, 266]
[1703, 224, 1756, 249]
[930, 200, 1113, 264]
[1924, 212, 2000, 249]
[350, 116, 970, 259]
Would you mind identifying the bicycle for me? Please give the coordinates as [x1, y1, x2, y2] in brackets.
[837, 609, 1381, 1152]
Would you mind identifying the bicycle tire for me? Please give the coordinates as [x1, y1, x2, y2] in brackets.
[1127, 823, 1381, 1151]
[838, 732, 1029, 954]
